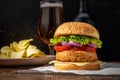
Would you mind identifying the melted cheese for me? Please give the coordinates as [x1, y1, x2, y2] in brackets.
[49, 60, 102, 66]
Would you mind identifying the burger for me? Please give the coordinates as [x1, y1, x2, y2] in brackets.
[50, 22, 102, 70]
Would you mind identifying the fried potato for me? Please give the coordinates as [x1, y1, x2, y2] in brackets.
[10, 42, 20, 51]
[26, 45, 46, 58]
[18, 39, 33, 50]
[0, 39, 46, 58]
[10, 50, 25, 58]
[0, 46, 13, 57]
[10, 39, 33, 51]
[1, 46, 12, 53]
[0, 54, 9, 58]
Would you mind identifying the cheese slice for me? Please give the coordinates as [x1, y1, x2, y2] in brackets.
[49, 60, 102, 66]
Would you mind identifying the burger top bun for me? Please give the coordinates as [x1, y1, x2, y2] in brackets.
[54, 22, 100, 39]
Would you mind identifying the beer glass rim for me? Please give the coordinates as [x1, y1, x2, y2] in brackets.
[40, 1, 63, 7]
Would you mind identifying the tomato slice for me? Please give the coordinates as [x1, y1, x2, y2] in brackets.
[54, 45, 71, 52]
[54, 45, 96, 52]
[76, 46, 96, 52]
[70, 46, 96, 52]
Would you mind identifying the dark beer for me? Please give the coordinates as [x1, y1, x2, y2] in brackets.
[38, 3, 63, 44]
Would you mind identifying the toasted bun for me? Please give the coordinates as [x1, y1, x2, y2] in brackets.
[54, 61, 100, 70]
[56, 50, 98, 62]
[54, 22, 99, 39]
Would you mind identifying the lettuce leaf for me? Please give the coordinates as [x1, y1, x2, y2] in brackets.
[50, 35, 102, 48]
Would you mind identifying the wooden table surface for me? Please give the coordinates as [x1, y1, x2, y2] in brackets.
[0, 65, 120, 80]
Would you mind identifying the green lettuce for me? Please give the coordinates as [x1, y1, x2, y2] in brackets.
[50, 35, 102, 48]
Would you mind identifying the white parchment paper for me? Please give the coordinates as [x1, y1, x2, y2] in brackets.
[18, 62, 120, 75]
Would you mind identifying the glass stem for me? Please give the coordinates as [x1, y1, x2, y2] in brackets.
[48, 44, 55, 55]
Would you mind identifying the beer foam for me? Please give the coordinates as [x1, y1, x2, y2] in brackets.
[40, 3, 63, 7]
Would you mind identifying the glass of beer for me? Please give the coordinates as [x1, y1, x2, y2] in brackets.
[37, 0, 64, 55]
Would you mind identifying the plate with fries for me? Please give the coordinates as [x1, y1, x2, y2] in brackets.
[0, 39, 55, 66]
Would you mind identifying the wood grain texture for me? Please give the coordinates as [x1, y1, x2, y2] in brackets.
[0, 66, 120, 80]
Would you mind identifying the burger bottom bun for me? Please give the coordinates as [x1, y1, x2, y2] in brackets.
[56, 50, 98, 62]
[54, 61, 100, 70]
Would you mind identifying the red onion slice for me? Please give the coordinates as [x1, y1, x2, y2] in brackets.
[87, 42, 97, 48]
[68, 41, 82, 47]
[62, 42, 71, 46]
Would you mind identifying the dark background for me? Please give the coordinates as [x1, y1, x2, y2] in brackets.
[0, 0, 120, 61]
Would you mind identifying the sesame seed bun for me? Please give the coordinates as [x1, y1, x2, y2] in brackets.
[54, 60, 101, 70]
[54, 22, 99, 39]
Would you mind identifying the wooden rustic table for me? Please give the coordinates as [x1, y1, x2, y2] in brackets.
[0, 65, 120, 80]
